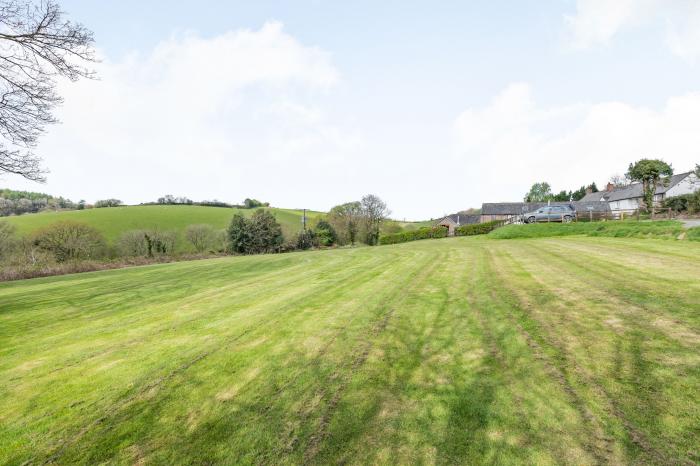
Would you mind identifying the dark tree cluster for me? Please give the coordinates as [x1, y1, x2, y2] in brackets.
[227, 210, 283, 254]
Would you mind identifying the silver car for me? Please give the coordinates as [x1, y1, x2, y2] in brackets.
[524, 205, 576, 223]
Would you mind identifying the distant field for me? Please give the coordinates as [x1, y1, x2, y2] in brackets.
[3, 205, 323, 243]
[1, 236, 698, 464]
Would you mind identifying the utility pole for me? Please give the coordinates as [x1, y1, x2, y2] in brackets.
[302, 208, 307, 231]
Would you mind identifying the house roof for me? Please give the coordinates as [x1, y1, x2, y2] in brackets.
[481, 201, 610, 216]
[579, 191, 607, 202]
[437, 213, 480, 225]
[598, 172, 692, 202]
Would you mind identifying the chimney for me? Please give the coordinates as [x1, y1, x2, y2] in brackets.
[606, 182, 615, 192]
[585, 187, 592, 195]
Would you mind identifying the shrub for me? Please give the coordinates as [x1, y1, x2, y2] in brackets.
[185, 224, 216, 252]
[455, 221, 502, 236]
[379, 226, 448, 245]
[116, 229, 177, 257]
[144, 230, 177, 256]
[117, 230, 150, 257]
[663, 192, 700, 214]
[687, 227, 700, 242]
[32, 220, 106, 262]
[296, 229, 316, 250]
[314, 220, 337, 247]
[94, 199, 122, 208]
[227, 210, 283, 254]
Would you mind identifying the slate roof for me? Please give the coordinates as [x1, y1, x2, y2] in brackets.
[437, 213, 480, 225]
[481, 201, 610, 216]
[582, 172, 693, 203]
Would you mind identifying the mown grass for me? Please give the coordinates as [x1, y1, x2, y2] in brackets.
[3, 205, 322, 244]
[489, 220, 685, 240]
[1, 236, 698, 464]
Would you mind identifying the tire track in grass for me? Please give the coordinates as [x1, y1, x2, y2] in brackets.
[469, 247, 608, 465]
[485, 246, 682, 466]
[301, 249, 446, 464]
[181, 248, 433, 464]
[540, 240, 700, 325]
[515, 240, 700, 348]
[15, 251, 369, 382]
[40, 248, 409, 464]
[500, 241, 700, 463]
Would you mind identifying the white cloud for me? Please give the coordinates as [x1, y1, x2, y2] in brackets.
[5, 22, 363, 208]
[565, 0, 700, 61]
[453, 83, 700, 202]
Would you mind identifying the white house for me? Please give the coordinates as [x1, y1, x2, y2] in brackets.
[580, 171, 700, 213]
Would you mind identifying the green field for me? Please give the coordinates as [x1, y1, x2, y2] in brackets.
[1, 236, 698, 464]
[3, 205, 323, 243]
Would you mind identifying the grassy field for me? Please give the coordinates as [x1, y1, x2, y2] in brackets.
[3, 205, 323, 243]
[489, 220, 687, 240]
[1, 236, 698, 464]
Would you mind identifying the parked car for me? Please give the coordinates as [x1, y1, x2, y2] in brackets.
[524, 205, 577, 223]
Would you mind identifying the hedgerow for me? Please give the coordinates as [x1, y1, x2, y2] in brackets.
[379, 226, 448, 245]
[454, 221, 502, 236]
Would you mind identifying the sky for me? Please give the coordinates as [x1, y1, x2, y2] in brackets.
[3, 0, 700, 220]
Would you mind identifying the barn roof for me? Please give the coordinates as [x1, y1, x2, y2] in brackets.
[481, 201, 611, 215]
[437, 213, 480, 225]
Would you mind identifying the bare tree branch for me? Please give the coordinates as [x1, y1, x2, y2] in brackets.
[0, 0, 95, 181]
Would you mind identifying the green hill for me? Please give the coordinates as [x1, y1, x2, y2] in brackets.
[1, 236, 698, 463]
[3, 205, 323, 243]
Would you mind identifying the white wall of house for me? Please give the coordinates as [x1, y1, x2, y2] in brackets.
[665, 174, 700, 198]
[610, 198, 641, 212]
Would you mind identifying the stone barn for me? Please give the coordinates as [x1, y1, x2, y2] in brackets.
[435, 214, 480, 236]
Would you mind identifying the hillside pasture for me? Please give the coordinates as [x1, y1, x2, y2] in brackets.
[3, 205, 322, 246]
[1, 235, 698, 464]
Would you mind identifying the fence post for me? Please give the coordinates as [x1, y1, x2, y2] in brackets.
[589, 210, 593, 222]
[621, 211, 624, 221]
[668, 207, 671, 219]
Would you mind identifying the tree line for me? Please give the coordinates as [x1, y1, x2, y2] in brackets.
[0, 194, 392, 281]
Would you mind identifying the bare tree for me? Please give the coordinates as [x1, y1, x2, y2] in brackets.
[361, 194, 390, 246]
[0, 0, 95, 181]
[608, 173, 630, 188]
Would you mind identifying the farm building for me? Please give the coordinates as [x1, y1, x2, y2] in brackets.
[435, 213, 480, 236]
[580, 171, 700, 213]
[480, 201, 611, 223]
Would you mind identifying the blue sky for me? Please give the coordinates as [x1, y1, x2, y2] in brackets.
[6, 0, 700, 219]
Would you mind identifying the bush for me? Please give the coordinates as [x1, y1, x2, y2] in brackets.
[227, 210, 283, 254]
[379, 226, 448, 245]
[117, 230, 150, 257]
[185, 224, 216, 252]
[663, 192, 700, 214]
[116, 229, 177, 257]
[455, 221, 502, 236]
[314, 220, 337, 247]
[94, 199, 122, 208]
[687, 227, 700, 242]
[296, 229, 316, 250]
[32, 220, 107, 262]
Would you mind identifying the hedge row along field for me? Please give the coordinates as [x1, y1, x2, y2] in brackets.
[379, 221, 503, 245]
[379, 226, 448, 244]
[455, 220, 502, 236]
